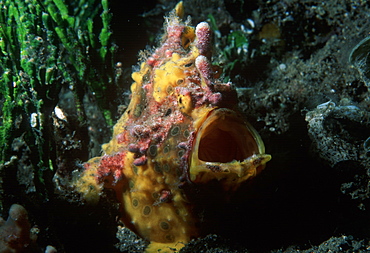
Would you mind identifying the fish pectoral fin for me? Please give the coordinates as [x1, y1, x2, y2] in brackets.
[146, 241, 186, 253]
[71, 160, 104, 205]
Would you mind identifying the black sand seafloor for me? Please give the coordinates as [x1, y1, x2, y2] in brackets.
[1, 0, 370, 252]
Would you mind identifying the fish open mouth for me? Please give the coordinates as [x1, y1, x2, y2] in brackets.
[190, 108, 271, 189]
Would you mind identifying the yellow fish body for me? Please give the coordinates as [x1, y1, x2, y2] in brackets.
[73, 2, 271, 252]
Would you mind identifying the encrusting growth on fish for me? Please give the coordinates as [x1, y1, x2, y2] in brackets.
[71, 2, 271, 252]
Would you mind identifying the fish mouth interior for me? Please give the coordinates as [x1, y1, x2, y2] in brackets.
[197, 109, 263, 163]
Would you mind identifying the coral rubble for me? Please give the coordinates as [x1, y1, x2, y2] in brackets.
[306, 101, 370, 168]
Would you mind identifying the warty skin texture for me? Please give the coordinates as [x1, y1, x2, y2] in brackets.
[71, 2, 271, 252]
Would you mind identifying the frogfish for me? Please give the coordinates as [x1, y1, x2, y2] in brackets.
[71, 2, 271, 252]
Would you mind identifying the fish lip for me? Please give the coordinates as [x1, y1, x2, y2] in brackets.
[189, 108, 271, 186]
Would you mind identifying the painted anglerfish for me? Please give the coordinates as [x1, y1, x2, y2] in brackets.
[72, 2, 271, 252]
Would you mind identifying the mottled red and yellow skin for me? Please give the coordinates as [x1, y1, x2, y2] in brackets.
[73, 2, 271, 252]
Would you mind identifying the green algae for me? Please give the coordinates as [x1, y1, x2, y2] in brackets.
[0, 0, 115, 211]
[207, 13, 249, 81]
